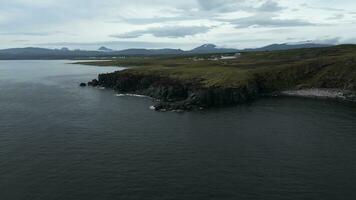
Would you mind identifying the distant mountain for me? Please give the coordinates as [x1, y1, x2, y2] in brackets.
[60, 47, 70, 51]
[0, 47, 57, 55]
[118, 48, 184, 55]
[243, 43, 332, 52]
[98, 46, 113, 52]
[190, 44, 237, 54]
[0, 47, 99, 59]
[0, 47, 185, 59]
[0, 43, 335, 60]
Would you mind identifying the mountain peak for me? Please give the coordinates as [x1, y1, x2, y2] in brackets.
[98, 46, 113, 51]
[190, 44, 237, 54]
[193, 44, 217, 50]
[60, 47, 70, 51]
[202, 44, 217, 48]
[242, 43, 332, 52]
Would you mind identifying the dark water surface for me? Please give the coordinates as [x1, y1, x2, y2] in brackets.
[0, 60, 355, 200]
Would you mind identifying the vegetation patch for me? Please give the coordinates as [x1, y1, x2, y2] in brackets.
[80, 45, 356, 110]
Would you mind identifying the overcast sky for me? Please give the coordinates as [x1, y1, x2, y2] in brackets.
[0, 0, 356, 50]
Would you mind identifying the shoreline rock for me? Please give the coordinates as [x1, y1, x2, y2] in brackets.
[88, 79, 99, 87]
[95, 72, 260, 111]
[280, 89, 356, 102]
[86, 70, 356, 111]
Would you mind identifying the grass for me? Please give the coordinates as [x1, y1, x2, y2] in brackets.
[76, 45, 356, 90]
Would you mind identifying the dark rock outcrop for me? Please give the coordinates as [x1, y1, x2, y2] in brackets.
[88, 79, 99, 87]
[96, 72, 260, 111]
[79, 83, 87, 87]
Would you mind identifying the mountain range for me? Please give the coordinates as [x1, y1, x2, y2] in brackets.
[0, 43, 332, 60]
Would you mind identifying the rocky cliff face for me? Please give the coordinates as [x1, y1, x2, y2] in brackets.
[90, 56, 356, 111]
[97, 72, 260, 111]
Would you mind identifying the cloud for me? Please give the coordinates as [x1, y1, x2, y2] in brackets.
[0, 31, 63, 36]
[118, 0, 289, 28]
[12, 39, 29, 43]
[302, 4, 345, 12]
[327, 14, 345, 20]
[229, 13, 316, 28]
[257, 0, 284, 12]
[343, 37, 356, 43]
[304, 37, 341, 44]
[313, 37, 341, 44]
[197, 0, 284, 13]
[0, 0, 356, 49]
[209, 0, 313, 28]
[197, 0, 244, 12]
[111, 25, 212, 38]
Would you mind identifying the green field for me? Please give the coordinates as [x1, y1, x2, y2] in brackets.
[77, 45, 356, 91]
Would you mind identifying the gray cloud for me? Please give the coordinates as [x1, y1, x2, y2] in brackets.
[343, 37, 356, 43]
[197, 0, 244, 12]
[286, 37, 341, 45]
[111, 17, 177, 25]
[119, 0, 289, 28]
[257, 0, 284, 12]
[301, 4, 345, 12]
[111, 26, 212, 39]
[318, 37, 341, 44]
[327, 14, 345, 20]
[12, 39, 29, 43]
[308, 37, 341, 44]
[230, 13, 316, 28]
[197, 0, 284, 13]
[0, 31, 71, 36]
[0, 31, 59, 36]
[1, 0, 355, 49]
[119, 0, 286, 26]
[209, 1, 315, 28]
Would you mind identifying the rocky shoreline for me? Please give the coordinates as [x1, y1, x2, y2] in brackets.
[83, 70, 356, 111]
[280, 89, 356, 102]
[78, 44, 356, 111]
[85, 72, 260, 111]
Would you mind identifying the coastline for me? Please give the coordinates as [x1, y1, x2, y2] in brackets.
[280, 89, 356, 102]
[94, 72, 260, 111]
[80, 45, 356, 111]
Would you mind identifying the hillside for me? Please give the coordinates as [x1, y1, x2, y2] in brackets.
[81, 45, 356, 110]
[0, 43, 331, 60]
[242, 43, 331, 52]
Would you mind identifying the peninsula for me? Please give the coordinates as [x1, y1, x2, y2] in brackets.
[79, 45, 356, 111]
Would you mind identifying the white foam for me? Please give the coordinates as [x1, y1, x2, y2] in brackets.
[281, 89, 344, 99]
[115, 93, 149, 98]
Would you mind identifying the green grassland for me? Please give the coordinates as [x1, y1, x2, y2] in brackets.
[77, 45, 356, 91]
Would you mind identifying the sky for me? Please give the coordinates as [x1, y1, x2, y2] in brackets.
[0, 0, 356, 50]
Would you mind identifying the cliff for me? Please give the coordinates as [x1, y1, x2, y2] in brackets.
[86, 45, 356, 110]
[97, 72, 259, 110]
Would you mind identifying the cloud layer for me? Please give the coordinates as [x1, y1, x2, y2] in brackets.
[0, 0, 355, 49]
[111, 26, 212, 39]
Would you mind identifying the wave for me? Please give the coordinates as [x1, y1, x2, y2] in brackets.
[115, 93, 150, 98]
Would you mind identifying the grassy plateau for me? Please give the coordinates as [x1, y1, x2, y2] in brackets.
[77, 45, 356, 91]
[75, 45, 356, 110]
